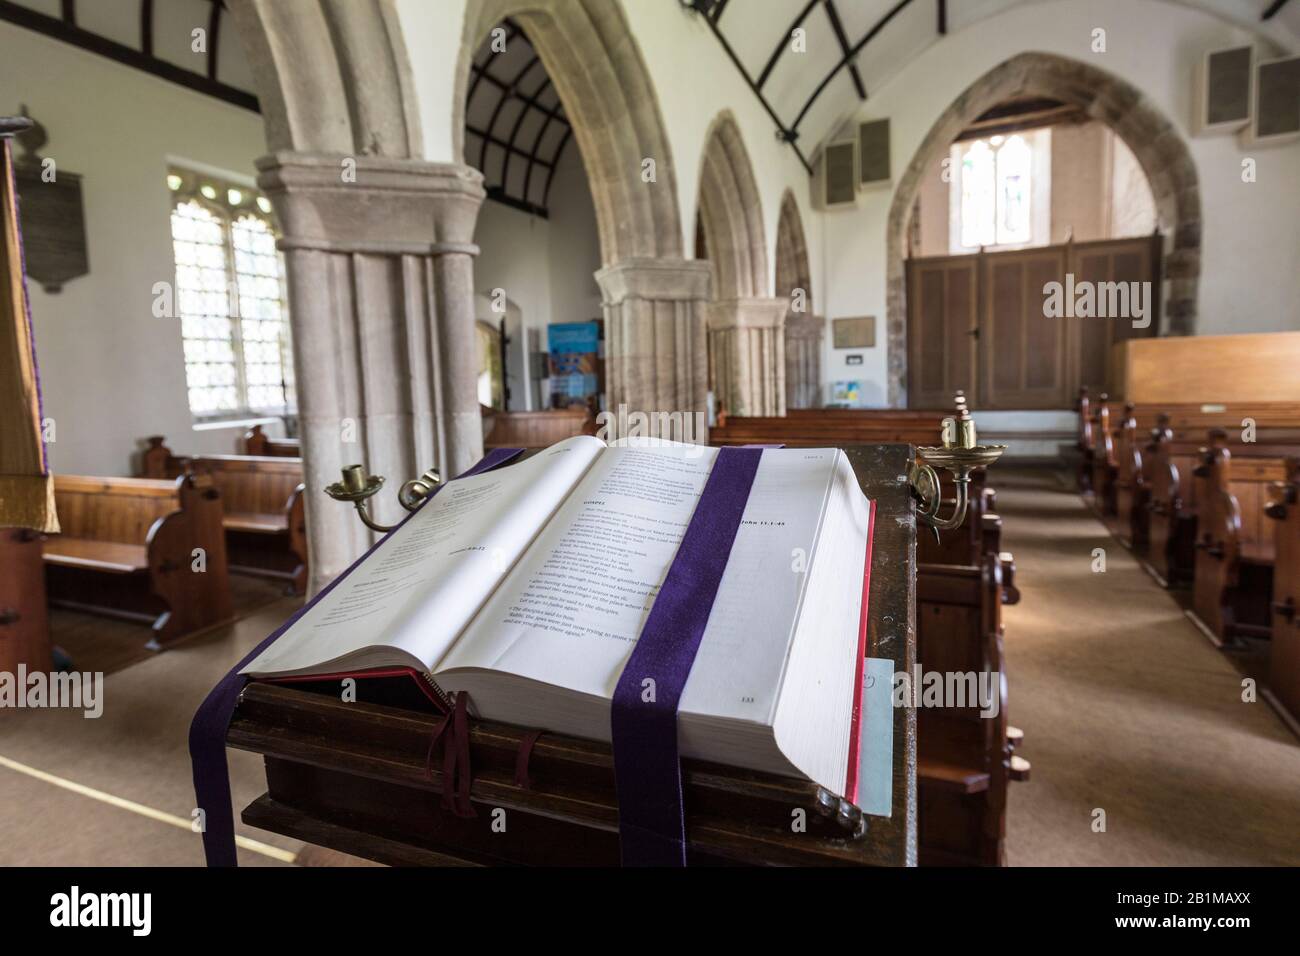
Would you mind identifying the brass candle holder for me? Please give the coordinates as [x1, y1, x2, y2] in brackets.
[323, 462, 442, 533]
[910, 394, 1006, 540]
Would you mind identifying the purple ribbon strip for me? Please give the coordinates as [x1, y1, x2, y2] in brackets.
[188, 447, 523, 867]
[610, 446, 764, 866]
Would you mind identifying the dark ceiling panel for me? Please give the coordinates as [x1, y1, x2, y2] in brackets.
[465, 19, 574, 218]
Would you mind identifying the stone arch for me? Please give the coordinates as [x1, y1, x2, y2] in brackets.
[694, 112, 785, 417]
[226, 0, 489, 593]
[775, 190, 812, 310]
[886, 51, 1201, 406]
[454, 0, 683, 264]
[775, 190, 822, 409]
[696, 111, 768, 299]
[226, 0, 422, 157]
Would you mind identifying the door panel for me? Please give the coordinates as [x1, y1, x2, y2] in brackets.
[907, 256, 978, 408]
[981, 246, 1070, 409]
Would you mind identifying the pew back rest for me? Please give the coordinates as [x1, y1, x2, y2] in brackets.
[242, 424, 300, 457]
[1195, 447, 1289, 553]
[53, 475, 183, 544]
[191, 455, 303, 516]
[483, 409, 596, 449]
[710, 411, 947, 447]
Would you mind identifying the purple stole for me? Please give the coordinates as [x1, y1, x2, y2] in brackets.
[611, 446, 764, 865]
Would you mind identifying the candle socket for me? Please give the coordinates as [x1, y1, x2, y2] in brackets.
[341, 464, 367, 493]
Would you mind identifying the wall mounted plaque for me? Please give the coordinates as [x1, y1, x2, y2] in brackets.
[12, 107, 88, 293]
[833, 315, 875, 349]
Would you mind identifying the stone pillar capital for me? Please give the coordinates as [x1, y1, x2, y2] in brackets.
[595, 257, 711, 305]
[256, 152, 486, 254]
[785, 312, 825, 338]
[705, 297, 790, 332]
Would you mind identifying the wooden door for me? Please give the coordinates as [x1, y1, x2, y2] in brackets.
[906, 256, 978, 408]
[1070, 235, 1162, 397]
[980, 246, 1071, 409]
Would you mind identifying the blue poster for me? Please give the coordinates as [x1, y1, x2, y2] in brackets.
[548, 321, 601, 409]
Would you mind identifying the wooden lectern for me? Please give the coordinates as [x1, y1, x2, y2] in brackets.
[226, 444, 917, 866]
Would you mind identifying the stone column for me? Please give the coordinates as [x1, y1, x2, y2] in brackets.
[595, 258, 711, 436]
[784, 312, 825, 409]
[258, 152, 486, 594]
[705, 297, 789, 418]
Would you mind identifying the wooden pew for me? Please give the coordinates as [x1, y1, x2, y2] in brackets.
[135, 437, 308, 595]
[483, 408, 596, 449]
[1145, 426, 1300, 587]
[139, 435, 188, 480]
[45, 474, 233, 650]
[242, 424, 300, 458]
[0, 528, 52, 673]
[189, 456, 308, 596]
[916, 552, 1029, 866]
[710, 408, 948, 448]
[1076, 385, 1300, 503]
[709, 405, 1011, 578]
[1264, 460, 1300, 733]
[1189, 440, 1287, 644]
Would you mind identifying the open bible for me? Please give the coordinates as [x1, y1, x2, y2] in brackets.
[242, 437, 876, 800]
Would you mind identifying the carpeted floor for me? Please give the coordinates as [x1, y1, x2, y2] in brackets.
[49, 572, 289, 676]
[999, 468, 1300, 866]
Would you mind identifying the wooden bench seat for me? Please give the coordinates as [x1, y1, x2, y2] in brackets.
[135, 437, 308, 596]
[189, 455, 308, 595]
[45, 474, 233, 650]
[223, 512, 289, 534]
[43, 538, 149, 574]
[917, 759, 991, 795]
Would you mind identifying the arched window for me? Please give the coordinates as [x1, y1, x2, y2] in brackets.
[168, 169, 295, 419]
[950, 129, 1050, 252]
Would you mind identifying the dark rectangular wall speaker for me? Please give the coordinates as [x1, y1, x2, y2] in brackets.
[858, 118, 891, 186]
[1247, 54, 1300, 145]
[1194, 45, 1253, 134]
[822, 141, 857, 208]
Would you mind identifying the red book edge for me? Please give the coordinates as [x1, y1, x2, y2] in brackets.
[265, 667, 447, 710]
[842, 498, 877, 804]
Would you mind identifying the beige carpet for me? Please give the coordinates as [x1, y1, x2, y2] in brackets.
[0, 597, 305, 866]
[50, 572, 289, 676]
[999, 468, 1300, 866]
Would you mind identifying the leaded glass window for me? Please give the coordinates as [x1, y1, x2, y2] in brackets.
[168, 169, 294, 419]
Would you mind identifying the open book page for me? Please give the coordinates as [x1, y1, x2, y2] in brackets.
[435, 444, 842, 729]
[676, 448, 840, 725]
[241, 435, 605, 678]
[434, 441, 718, 685]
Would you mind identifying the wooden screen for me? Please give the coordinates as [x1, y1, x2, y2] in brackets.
[1071, 236, 1162, 398]
[906, 255, 978, 408]
[981, 246, 1070, 409]
[905, 235, 1161, 409]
